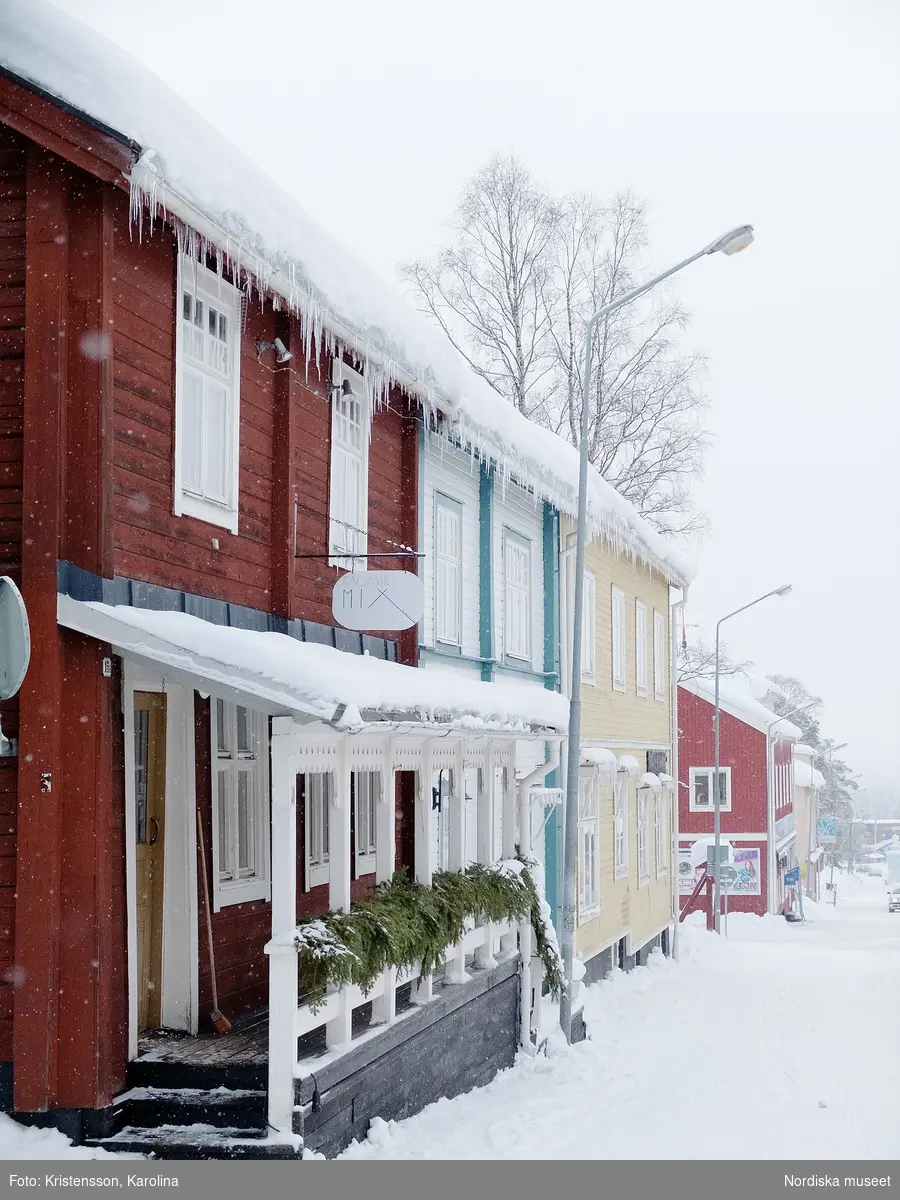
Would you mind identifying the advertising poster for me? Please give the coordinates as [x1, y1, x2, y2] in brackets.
[678, 847, 761, 895]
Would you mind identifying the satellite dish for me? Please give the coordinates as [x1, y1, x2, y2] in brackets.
[332, 570, 424, 632]
[0, 576, 30, 699]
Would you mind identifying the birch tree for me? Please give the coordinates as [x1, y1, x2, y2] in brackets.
[401, 156, 708, 535]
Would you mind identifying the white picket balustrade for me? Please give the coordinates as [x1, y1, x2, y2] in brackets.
[265, 918, 515, 1133]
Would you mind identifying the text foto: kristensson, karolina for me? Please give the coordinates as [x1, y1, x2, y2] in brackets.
[786, 1178, 893, 1189]
[9, 1177, 178, 1189]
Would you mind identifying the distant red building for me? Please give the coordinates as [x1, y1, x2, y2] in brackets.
[677, 677, 800, 918]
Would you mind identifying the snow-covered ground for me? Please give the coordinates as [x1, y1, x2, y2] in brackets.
[0, 873, 895, 1160]
[340, 873, 900, 1159]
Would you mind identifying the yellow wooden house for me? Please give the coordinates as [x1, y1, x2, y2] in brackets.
[558, 517, 688, 981]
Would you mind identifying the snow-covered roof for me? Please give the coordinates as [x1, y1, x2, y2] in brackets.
[58, 597, 569, 734]
[793, 761, 826, 790]
[679, 674, 802, 739]
[0, 0, 692, 587]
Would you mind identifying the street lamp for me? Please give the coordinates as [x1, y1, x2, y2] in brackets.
[821, 742, 847, 894]
[712, 585, 792, 933]
[557, 225, 755, 1042]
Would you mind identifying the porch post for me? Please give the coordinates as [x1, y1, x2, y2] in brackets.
[371, 741, 397, 1024]
[517, 761, 536, 1050]
[500, 753, 518, 957]
[445, 740, 470, 985]
[326, 737, 353, 1046]
[413, 740, 434, 1003]
[474, 743, 498, 969]
[267, 717, 299, 1135]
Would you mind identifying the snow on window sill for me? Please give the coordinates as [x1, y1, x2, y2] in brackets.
[177, 491, 239, 535]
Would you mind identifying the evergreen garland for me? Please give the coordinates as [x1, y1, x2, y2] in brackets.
[294, 860, 561, 1011]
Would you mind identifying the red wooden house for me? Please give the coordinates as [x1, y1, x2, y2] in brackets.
[677, 676, 801, 920]
[0, 1, 569, 1158]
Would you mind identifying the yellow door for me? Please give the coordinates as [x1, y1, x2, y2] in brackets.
[134, 692, 167, 1032]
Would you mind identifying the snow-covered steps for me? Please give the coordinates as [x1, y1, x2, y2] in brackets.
[111, 1086, 268, 1133]
[86, 1124, 303, 1160]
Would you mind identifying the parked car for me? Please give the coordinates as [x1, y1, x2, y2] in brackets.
[888, 886, 900, 914]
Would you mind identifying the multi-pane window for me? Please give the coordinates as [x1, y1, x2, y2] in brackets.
[635, 600, 648, 697]
[504, 530, 531, 661]
[176, 255, 241, 531]
[581, 571, 596, 682]
[614, 773, 629, 879]
[329, 360, 369, 568]
[656, 788, 668, 877]
[578, 772, 600, 920]
[637, 789, 650, 884]
[354, 771, 380, 876]
[305, 773, 331, 889]
[212, 699, 270, 909]
[612, 586, 626, 691]
[654, 609, 666, 700]
[434, 494, 463, 646]
[689, 766, 732, 812]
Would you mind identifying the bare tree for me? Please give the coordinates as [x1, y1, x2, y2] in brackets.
[677, 639, 752, 683]
[401, 161, 708, 535]
[399, 154, 558, 417]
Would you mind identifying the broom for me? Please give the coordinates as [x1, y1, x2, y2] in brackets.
[197, 807, 231, 1034]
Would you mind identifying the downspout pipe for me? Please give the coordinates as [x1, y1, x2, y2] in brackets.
[669, 585, 689, 961]
[517, 739, 561, 1054]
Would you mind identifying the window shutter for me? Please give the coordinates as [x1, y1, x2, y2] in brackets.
[504, 533, 531, 660]
[181, 371, 204, 494]
[177, 257, 239, 527]
[435, 497, 462, 645]
[329, 360, 369, 566]
[636, 601, 647, 695]
[612, 587, 626, 688]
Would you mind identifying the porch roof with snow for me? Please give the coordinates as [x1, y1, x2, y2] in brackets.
[1, 0, 691, 586]
[58, 596, 568, 735]
[793, 761, 826, 790]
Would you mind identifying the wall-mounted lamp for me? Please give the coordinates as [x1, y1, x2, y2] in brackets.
[330, 378, 353, 397]
[256, 337, 292, 364]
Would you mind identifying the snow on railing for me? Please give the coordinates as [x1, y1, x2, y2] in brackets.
[265, 919, 515, 1135]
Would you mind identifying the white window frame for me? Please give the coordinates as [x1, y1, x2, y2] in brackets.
[503, 528, 532, 662]
[654, 609, 667, 700]
[655, 788, 668, 878]
[581, 570, 596, 683]
[174, 254, 242, 533]
[354, 770, 380, 877]
[611, 585, 626, 692]
[211, 699, 270, 911]
[305, 772, 332, 890]
[329, 359, 370, 569]
[434, 492, 463, 648]
[689, 766, 733, 813]
[637, 788, 650, 885]
[577, 770, 600, 922]
[635, 599, 648, 697]
[614, 772, 629, 880]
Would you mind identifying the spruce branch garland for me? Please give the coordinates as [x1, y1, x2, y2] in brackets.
[293, 860, 561, 1010]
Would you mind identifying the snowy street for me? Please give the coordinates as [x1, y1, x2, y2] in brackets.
[339, 874, 900, 1160]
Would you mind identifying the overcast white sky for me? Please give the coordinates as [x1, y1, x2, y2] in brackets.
[56, 0, 900, 797]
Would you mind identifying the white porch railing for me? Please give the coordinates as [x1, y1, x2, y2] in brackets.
[264, 717, 552, 1136]
[266, 919, 516, 1133]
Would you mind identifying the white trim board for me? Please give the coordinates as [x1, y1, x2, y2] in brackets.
[123, 660, 200, 1058]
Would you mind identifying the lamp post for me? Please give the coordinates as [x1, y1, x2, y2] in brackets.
[557, 224, 755, 1042]
[712, 585, 792, 933]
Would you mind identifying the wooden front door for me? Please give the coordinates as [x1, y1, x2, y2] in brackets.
[134, 692, 167, 1031]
